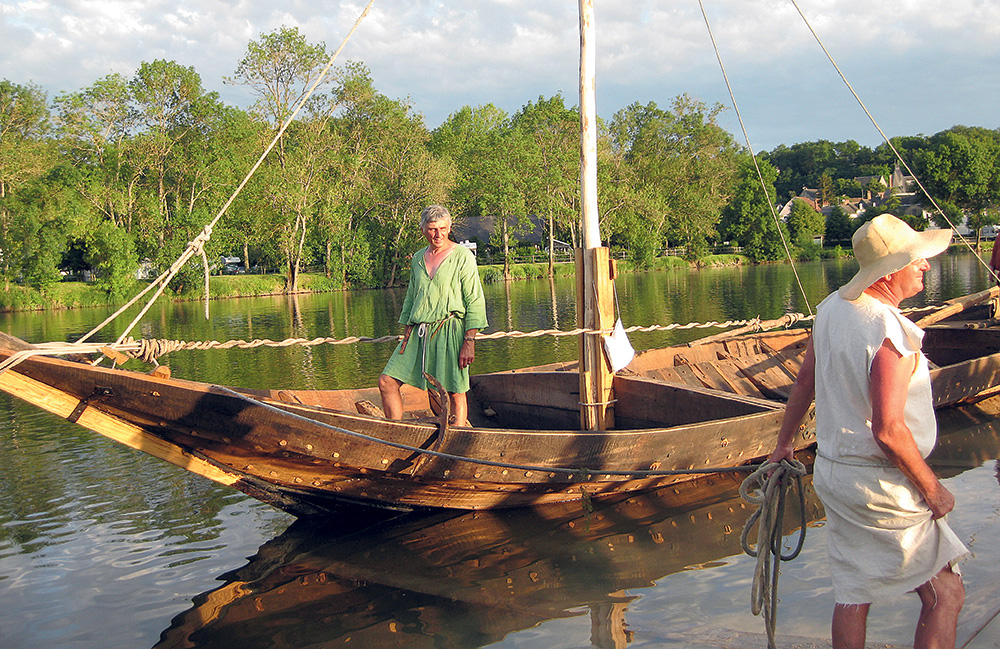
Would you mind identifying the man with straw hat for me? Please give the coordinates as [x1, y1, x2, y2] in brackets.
[769, 214, 965, 649]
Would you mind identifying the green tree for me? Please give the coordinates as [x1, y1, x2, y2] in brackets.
[434, 104, 526, 280]
[0, 80, 55, 288]
[175, 104, 264, 271]
[317, 64, 385, 288]
[818, 172, 834, 207]
[129, 59, 220, 252]
[85, 220, 138, 300]
[227, 26, 338, 291]
[510, 95, 579, 275]
[608, 95, 740, 259]
[227, 25, 331, 130]
[0, 80, 51, 199]
[787, 198, 825, 246]
[720, 155, 787, 262]
[768, 139, 876, 199]
[915, 126, 1000, 247]
[825, 205, 854, 244]
[54, 74, 139, 231]
[342, 89, 450, 286]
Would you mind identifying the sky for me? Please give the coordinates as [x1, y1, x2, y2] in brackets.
[2, 0, 999, 151]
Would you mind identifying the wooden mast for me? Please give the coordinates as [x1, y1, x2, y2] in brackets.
[577, 0, 615, 431]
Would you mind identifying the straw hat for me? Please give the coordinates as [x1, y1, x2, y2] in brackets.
[838, 214, 952, 301]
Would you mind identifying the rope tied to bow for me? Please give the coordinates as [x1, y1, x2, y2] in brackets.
[740, 458, 809, 649]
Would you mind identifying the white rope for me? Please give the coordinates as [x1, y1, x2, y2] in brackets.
[76, 0, 378, 347]
[740, 458, 809, 649]
[2, 298, 959, 373]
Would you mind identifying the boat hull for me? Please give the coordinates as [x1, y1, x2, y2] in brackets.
[0, 341, 800, 514]
[1, 287, 997, 514]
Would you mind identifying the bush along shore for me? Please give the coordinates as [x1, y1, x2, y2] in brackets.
[0, 250, 851, 313]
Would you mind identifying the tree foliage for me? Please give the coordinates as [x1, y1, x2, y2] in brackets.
[3, 37, 1000, 301]
[720, 156, 787, 262]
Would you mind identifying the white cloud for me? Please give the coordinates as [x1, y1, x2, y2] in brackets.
[1, 0, 997, 147]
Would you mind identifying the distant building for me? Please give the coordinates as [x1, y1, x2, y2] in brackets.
[779, 164, 929, 224]
[451, 214, 572, 251]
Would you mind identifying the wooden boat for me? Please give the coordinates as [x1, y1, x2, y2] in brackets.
[544, 285, 1000, 410]
[0, 328, 796, 515]
[2, 6, 998, 518]
[0, 286, 997, 515]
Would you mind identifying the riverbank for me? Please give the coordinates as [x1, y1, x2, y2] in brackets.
[0, 254, 737, 313]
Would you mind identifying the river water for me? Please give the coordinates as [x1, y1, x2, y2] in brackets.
[1, 253, 999, 648]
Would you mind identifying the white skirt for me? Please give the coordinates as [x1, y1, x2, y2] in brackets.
[813, 455, 967, 604]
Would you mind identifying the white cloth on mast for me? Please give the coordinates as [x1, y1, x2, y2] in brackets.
[602, 318, 635, 372]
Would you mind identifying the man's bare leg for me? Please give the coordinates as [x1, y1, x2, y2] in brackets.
[914, 566, 964, 649]
[832, 602, 870, 649]
[450, 391, 469, 427]
[378, 374, 404, 420]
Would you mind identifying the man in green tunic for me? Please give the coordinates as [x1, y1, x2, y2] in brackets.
[378, 205, 488, 427]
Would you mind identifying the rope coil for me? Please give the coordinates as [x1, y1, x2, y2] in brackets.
[740, 458, 809, 649]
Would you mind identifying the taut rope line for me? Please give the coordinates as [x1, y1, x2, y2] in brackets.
[75, 0, 378, 349]
[212, 385, 767, 480]
[698, 0, 814, 318]
[2, 302, 958, 373]
[788, 0, 1000, 283]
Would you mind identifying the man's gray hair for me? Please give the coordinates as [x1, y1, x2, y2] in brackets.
[420, 205, 451, 228]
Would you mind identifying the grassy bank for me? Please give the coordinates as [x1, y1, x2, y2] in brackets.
[0, 254, 738, 313]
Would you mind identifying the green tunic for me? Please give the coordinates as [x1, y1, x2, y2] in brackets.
[382, 245, 488, 393]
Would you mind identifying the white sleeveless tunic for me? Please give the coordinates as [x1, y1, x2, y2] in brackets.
[811, 292, 967, 604]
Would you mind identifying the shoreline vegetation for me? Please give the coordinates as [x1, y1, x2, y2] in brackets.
[0, 253, 739, 313]
[5, 28, 1000, 317]
[2, 243, 983, 314]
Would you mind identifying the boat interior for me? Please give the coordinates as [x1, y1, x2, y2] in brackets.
[258, 367, 781, 433]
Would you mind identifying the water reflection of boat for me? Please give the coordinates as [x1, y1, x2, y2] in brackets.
[152, 407, 1000, 649]
[153, 469, 823, 649]
[930, 397, 1000, 476]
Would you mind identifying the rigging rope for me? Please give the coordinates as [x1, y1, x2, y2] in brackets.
[788, 0, 1000, 284]
[698, 0, 814, 318]
[75, 0, 378, 348]
[212, 385, 766, 479]
[1, 302, 955, 373]
[740, 458, 810, 649]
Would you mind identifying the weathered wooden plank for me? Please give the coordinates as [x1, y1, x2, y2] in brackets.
[471, 371, 580, 412]
[931, 353, 1000, 407]
[613, 375, 778, 428]
[729, 352, 795, 400]
[756, 341, 805, 381]
[647, 367, 687, 384]
[701, 360, 766, 399]
[669, 362, 704, 390]
[686, 361, 735, 393]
